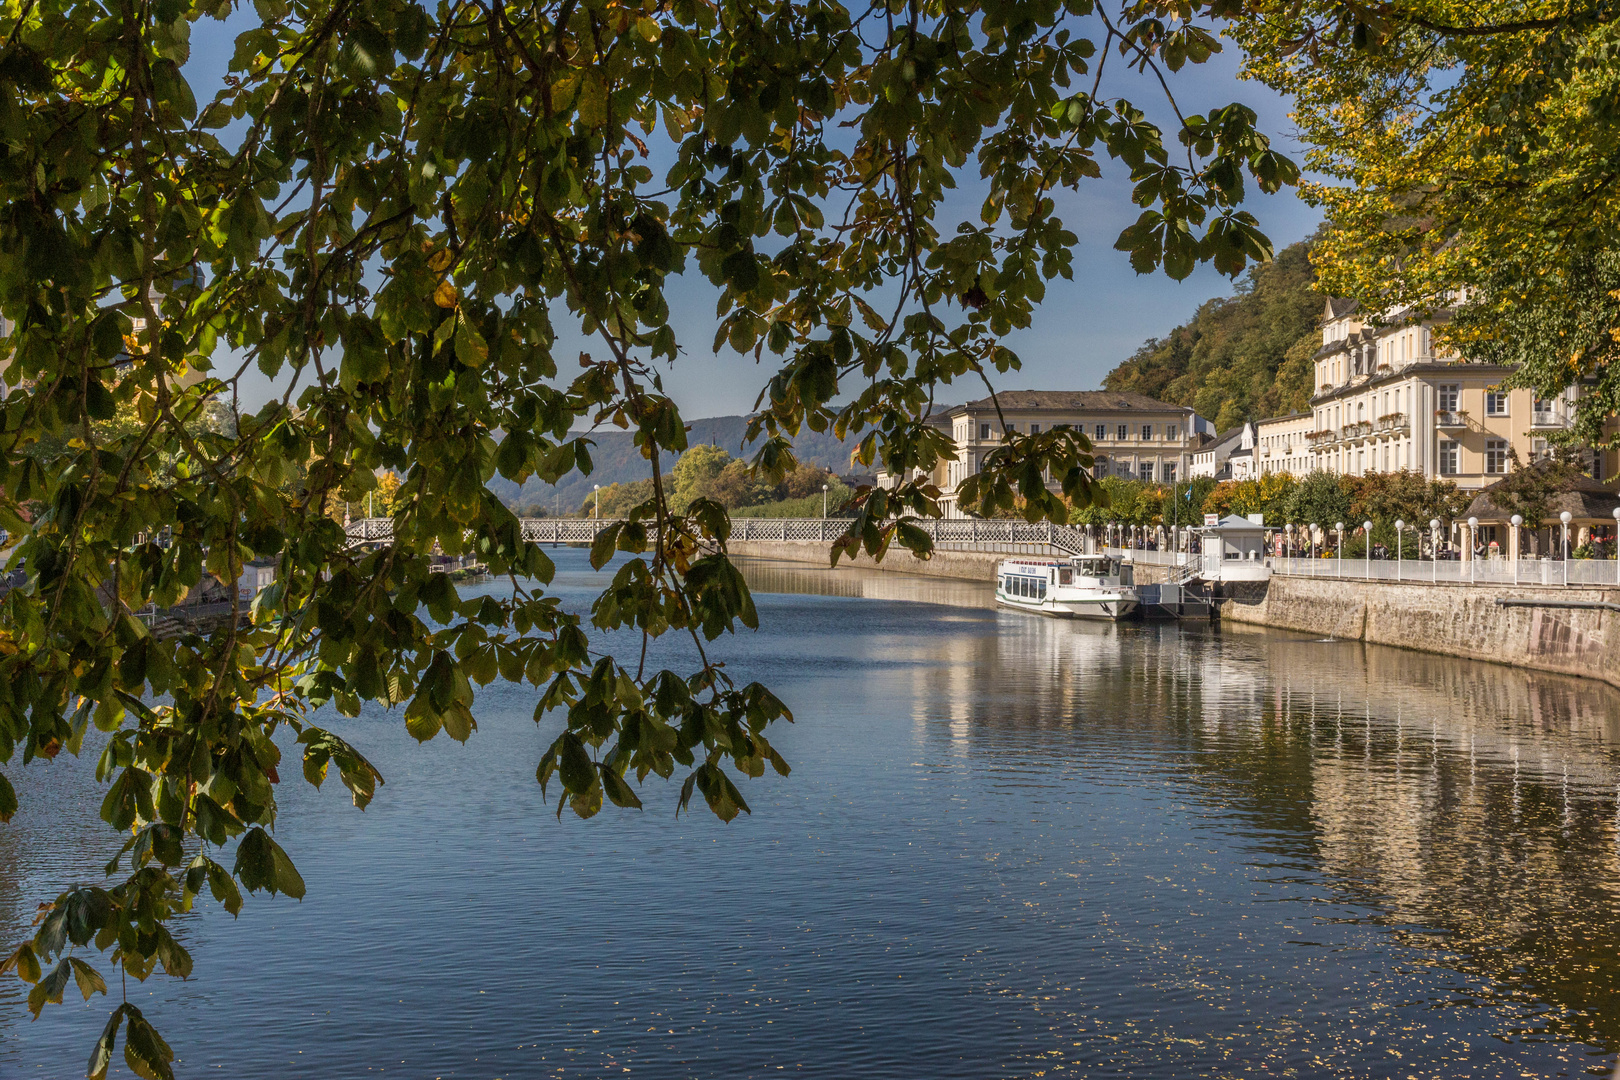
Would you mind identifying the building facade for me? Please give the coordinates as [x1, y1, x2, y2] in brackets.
[916, 391, 1209, 517]
[1192, 423, 1257, 481]
[1254, 412, 1314, 477]
[1295, 299, 1614, 490]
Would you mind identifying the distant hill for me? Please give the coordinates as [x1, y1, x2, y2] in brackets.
[1102, 238, 1323, 431]
[489, 414, 880, 514]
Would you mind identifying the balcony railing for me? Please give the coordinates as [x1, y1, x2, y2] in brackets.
[1436, 411, 1469, 428]
[1531, 410, 1571, 429]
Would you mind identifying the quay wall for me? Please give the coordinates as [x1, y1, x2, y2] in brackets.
[1219, 576, 1620, 690]
[727, 538, 1620, 687]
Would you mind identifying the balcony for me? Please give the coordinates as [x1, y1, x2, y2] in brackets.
[1436, 410, 1470, 429]
[1531, 409, 1571, 430]
[1375, 412, 1408, 434]
[1306, 429, 1337, 447]
[1341, 421, 1373, 442]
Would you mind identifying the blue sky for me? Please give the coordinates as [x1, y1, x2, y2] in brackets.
[190, 18, 1320, 418]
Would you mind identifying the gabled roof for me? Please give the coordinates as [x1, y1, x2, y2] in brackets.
[953, 390, 1191, 414]
[1201, 514, 1265, 532]
[1323, 298, 1360, 321]
[1462, 466, 1620, 523]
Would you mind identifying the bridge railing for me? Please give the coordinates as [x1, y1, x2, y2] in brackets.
[344, 516, 1096, 554]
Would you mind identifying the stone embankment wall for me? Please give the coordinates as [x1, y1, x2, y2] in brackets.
[728, 538, 1620, 688]
[1219, 576, 1620, 690]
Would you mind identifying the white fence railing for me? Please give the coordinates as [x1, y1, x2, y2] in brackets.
[342, 518, 1620, 589]
[345, 517, 1095, 554]
[1269, 555, 1620, 587]
[1102, 546, 1190, 568]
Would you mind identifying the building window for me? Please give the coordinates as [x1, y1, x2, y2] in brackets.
[1029, 423, 1040, 434]
[1094, 457, 1108, 476]
[1141, 423, 1153, 441]
[1438, 384, 1459, 413]
[1166, 424, 1178, 440]
[1533, 438, 1549, 460]
[1486, 391, 1508, 416]
[1138, 461, 1154, 482]
[1485, 439, 1507, 474]
[1095, 423, 1107, 441]
[1162, 462, 1177, 483]
[1439, 440, 1459, 475]
[979, 423, 991, 440]
[1117, 424, 1129, 441]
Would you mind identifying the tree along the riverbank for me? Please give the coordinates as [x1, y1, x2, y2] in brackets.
[1232, 0, 1620, 460]
[578, 447, 851, 518]
[1052, 470, 1469, 534]
[1102, 238, 1323, 431]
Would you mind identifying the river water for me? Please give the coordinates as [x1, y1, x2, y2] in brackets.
[4, 549, 1620, 1078]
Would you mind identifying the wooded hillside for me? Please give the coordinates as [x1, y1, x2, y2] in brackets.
[1102, 239, 1323, 431]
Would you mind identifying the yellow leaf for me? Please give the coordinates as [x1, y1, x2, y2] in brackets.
[428, 248, 454, 272]
[577, 70, 609, 129]
[433, 280, 458, 308]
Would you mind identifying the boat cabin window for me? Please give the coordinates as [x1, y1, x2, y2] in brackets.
[1057, 568, 1072, 585]
[1075, 558, 1111, 577]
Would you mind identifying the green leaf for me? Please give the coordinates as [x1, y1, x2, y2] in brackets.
[0, 770, 15, 823]
[27, 957, 71, 1018]
[67, 957, 107, 1001]
[234, 828, 306, 900]
[599, 763, 643, 809]
[123, 1007, 175, 1080]
[88, 1005, 127, 1080]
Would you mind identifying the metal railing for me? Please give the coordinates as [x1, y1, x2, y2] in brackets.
[1270, 555, 1620, 587]
[343, 516, 1097, 555]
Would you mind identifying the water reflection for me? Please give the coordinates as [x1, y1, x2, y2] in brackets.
[744, 556, 1620, 1076]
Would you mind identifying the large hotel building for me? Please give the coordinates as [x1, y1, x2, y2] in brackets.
[1256, 299, 1617, 490]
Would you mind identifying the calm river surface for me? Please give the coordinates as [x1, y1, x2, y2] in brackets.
[5, 549, 1620, 1078]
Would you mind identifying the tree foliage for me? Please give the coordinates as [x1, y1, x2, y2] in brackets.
[1232, 0, 1620, 448]
[0, 0, 1297, 1066]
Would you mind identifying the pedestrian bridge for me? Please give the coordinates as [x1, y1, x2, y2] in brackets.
[343, 516, 1095, 554]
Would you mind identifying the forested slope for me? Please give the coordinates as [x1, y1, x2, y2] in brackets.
[1102, 239, 1323, 431]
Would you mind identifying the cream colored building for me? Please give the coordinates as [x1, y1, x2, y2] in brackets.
[1299, 299, 1615, 490]
[916, 391, 1210, 517]
[1254, 412, 1314, 477]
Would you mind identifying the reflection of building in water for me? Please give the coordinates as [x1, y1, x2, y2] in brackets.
[747, 559, 1620, 1053]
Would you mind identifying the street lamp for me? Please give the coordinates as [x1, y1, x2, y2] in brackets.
[822, 482, 829, 518]
[1429, 518, 1440, 582]
[1394, 519, 1404, 581]
[1510, 514, 1522, 584]
[1561, 509, 1573, 567]
[593, 484, 601, 520]
[1335, 521, 1344, 576]
[1467, 515, 1478, 583]
[1363, 519, 1373, 579]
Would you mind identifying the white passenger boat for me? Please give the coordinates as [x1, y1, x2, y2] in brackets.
[995, 555, 1139, 620]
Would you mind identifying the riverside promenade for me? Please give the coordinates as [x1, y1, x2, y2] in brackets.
[343, 517, 1620, 689]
